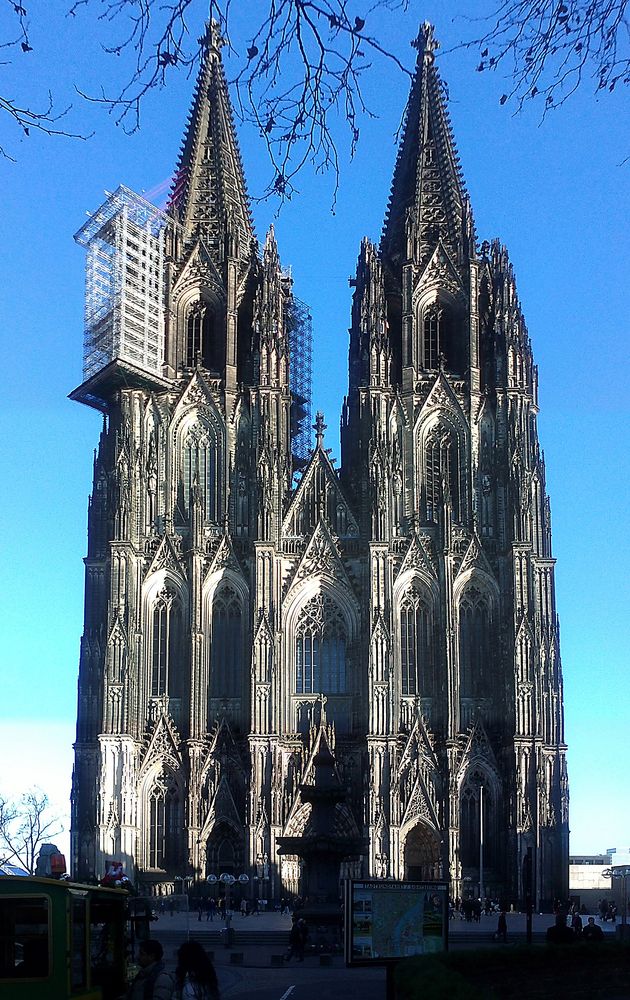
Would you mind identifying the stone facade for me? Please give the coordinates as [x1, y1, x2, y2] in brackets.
[71, 23, 569, 907]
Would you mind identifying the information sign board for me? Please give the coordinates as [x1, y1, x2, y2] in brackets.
[344, 878, 448, 965]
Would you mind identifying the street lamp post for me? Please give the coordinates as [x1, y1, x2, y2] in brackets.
[254, 853, 270, 909]
[603, 865, 630, 939]
[479, 783, 484, 902]
[206, 872, 250, 929]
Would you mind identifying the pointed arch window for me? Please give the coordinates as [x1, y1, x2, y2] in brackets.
[423, 310, 440, 369]
[182, 421, 221, 522]
[148, 771, 181, 869]
[459, 588, 491, 699]
[295, 594, 347, 694]
[151, 587, 182, 698]
[211, 587, 243, 699]
[399, 588, 432, 697]
[425, 424, 461, 522]
[186, 300, 216, 370]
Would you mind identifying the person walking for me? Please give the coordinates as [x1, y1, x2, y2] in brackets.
[496, 910, 507, 943]
[126, 940, 173, 1000]
[285, 915, 305, 962]
[171, 941, 220, 999]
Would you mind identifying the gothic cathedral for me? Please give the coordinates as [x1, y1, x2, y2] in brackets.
[71, 23, 569, 907]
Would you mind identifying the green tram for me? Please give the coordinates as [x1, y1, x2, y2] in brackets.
[0, 875, 149, 999]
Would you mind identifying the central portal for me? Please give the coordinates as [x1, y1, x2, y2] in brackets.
[404, 822, 441, 880]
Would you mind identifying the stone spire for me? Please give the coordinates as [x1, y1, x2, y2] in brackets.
[169, 20, 255, 265]
[381, 22, 472, 270]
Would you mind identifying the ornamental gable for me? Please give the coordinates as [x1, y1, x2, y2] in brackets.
[139, 714, 182, 778]
[283, 447, 358, 538]
[145, 533, 187, 580]
[415, 239, 465, 302]
[172, 237, 226, 301]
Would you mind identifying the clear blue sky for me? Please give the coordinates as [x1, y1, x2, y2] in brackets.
[1, 1, 628, 859]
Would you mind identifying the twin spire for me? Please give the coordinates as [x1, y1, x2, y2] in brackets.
[171, 21, 471, 270]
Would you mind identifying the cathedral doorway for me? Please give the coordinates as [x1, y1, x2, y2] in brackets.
[403, 822, 441, 880]
[204, 823, 243, 877]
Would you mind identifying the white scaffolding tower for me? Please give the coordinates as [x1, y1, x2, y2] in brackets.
[75, 186, 170, 382]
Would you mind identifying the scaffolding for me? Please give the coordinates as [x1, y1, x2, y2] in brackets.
[286, 293, 313, 470]
[74, 185, 170, 383]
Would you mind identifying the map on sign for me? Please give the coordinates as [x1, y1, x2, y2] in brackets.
[347, 880, 447, 963]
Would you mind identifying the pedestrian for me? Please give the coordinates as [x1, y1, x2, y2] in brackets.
[496, 910, 507, 943]
[285, 915, 305, 962]
[298, 917, 308, 955]
[240, 898, 248, 917]
[571, 911, 583, 936]
[172, 940, 220, 999]
[582, 916, 605, 942]
[126, 939, 173, 1000]
[546, 913, 575, 944]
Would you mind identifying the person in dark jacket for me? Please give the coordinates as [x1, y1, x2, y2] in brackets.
[546, 913, 575, 944]
[285, 915, 305, 961]
[126, 940, 173, 1000]
[582, 916, 605, 941]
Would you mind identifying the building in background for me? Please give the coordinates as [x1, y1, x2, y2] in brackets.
[569, 854, 618, 911]
[71, 22, 568, 908]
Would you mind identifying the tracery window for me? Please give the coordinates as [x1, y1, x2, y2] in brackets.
[424, 424, 461, 522]
[459, 587, 491, 699]
[423, 310, 440, 369]
[295, 595, 347, 694]
[148, 771, 181, 869]
[399, 588, 432, 697]
[186, 301, 215, 369]
[151, 588, 182, 698]
[211, 587, 243, 699]
[182, 421, 221, 522]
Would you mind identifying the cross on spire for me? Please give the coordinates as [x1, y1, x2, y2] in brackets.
[314, 411, 327, 449]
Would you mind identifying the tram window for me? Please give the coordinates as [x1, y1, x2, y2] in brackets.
[0, 896, 50, 980]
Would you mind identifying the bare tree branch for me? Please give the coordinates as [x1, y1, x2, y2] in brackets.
[452, 0, 630, 115]
[0, 790, 64, 874]
[0, 1, 626, 178]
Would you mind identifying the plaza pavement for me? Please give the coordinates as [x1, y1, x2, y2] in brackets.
[151, 905, 621, 972]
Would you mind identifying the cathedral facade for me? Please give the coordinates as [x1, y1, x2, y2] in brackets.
[71, 23, 569, 907]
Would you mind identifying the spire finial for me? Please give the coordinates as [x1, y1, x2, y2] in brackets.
[200, 18, 224, 53]
[314, 411, 326, 449]
[412, 22, 438, 63]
